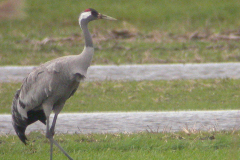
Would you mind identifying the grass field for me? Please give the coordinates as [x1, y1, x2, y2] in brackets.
[1, 0, 240, 65]
[0, 78, 239, 114]
[0, 131, 240, 160]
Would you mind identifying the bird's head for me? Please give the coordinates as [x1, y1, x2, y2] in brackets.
[79, 8, 116, 23]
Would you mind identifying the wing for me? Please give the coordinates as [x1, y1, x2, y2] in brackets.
[19, 55, 84, 112]
[11, 65, 57, 144]
[19, 67, 54, 110]
[19, 58, 69, 111]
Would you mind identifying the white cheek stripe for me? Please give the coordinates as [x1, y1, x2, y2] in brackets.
[79, 11, 91, 22]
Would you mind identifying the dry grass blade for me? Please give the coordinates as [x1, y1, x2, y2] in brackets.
[182, 124, 199, 135]
[111, 29, 137, 39]
[211, 34, 240, 41]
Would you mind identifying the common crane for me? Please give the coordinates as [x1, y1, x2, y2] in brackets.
[11, 8, 116, 160]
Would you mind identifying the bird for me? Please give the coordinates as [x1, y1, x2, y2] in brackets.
[11, 8, 116, 160]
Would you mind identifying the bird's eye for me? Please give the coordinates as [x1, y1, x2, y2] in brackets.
[91, 11, 98, 17]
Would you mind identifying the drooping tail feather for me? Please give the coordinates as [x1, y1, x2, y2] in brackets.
[11, 89, 28, 145]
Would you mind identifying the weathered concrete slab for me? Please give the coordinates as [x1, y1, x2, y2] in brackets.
[1, 110, 240, 135]
[1, 63, 240, 82]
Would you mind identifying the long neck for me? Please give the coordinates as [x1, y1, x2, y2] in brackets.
[72, 18, 94, 76]
[80, 20, 93, 48]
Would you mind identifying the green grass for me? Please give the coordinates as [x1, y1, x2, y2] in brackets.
[1, 0, 240, 65]
[3, 0, 240, 34]
[1, 78, 239, 114]
[0, 131, 240, 160]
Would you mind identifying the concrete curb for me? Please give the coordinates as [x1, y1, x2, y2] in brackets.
[1, 63, 240, 82]
[1, 110, 240, 135]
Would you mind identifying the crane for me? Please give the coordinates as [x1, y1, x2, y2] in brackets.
[11, 8, 116, 160]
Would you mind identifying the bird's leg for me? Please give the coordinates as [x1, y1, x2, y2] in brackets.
[49, 113, 58, 136]
[50, 139, 53, 160]
[46, 116, 54, 160]
[46, 116, 73, 160]
[51, 139, 73, 160]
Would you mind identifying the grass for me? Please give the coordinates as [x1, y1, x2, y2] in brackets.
[0, 130, 240, 160]
[1, 0, 240, 65]
[3, 0, 240, 33]
[1, 78, 239, 114]
[3, 38, 240, 65]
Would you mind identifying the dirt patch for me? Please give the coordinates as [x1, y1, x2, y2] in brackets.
[19, 29, 240, 46]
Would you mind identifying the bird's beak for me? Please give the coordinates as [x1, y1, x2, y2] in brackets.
[98, 13, 117, 21]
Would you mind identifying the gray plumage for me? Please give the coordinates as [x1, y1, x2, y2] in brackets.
[11, 8, 116, 160]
